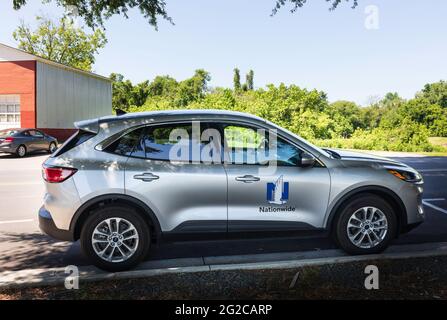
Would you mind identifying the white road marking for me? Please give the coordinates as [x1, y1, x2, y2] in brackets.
[0, 219, 34, 225]
[422, 198, 447, 215]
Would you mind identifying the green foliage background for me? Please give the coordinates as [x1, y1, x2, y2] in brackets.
[111, 70, 447, 153]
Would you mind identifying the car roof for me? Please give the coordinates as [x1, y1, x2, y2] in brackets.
[75, 109, 269, 135]
[98, 109, 266, 124]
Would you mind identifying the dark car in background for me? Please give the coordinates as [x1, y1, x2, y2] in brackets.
[0, 128, 58, 157]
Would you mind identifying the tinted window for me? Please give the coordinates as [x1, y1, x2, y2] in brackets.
[224, 124, 302, 166]
[143, 124, 196, 161]
[106, 123, 221, 161]
[106, 128, 144, 157]
[53, 130, 96, 157]
[29, 130, 44, 138]
[273, 138, 302, 166]
[141, 123, 220, 162]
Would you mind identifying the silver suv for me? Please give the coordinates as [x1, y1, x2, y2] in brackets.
[39, 110, 425, 271]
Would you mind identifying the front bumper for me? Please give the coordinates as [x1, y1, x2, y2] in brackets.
[39, 206, 74, 241]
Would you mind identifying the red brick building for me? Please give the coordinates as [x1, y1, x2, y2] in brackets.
[0, 43, 112, 140]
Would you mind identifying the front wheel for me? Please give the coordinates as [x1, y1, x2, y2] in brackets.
[80, 205, 151, 272]
[334, 194, 397, 255]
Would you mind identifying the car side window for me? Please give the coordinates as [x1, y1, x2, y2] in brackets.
[273, 138, 303, 166]
[142, 123, 206, 162]
[29, 130, 43, 138]
[223, 124, 303, 166]
[105, 128, 145, 157]
[224, 125, 265, 165]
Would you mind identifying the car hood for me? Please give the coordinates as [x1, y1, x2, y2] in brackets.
[328, 149, 406, 167]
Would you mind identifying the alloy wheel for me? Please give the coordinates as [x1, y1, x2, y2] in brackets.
[17, 146, 26, 157]
[346, 206, 388, 249]
[91, 217, 140, 263]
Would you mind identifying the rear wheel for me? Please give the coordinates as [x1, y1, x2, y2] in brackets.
[80, 205, 151, 272]
[16, 145, 26, 158]
[334, 194, 397, 255]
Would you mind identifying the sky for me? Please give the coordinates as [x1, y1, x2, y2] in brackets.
[0, 0, 446, 105]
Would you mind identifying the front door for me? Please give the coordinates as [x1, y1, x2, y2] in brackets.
[222, 123, 331, 233]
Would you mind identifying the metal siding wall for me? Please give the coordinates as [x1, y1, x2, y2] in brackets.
[36, 62, 112, 128]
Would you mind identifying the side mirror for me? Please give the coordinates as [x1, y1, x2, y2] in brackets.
[300, 152, 316, 168]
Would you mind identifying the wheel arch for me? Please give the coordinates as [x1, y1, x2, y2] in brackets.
[70, 194, 162, 243]
[326, 186, 408, 236]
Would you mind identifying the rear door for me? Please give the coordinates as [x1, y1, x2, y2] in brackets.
[123, 122, 228, 235]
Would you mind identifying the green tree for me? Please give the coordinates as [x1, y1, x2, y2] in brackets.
[233, 68, 241, 92]
[148, 75, 178, 97]
[174, 69, 211, 107]
[12, 0, 172, 30]
[110, 73, 134, 111]
[418, 81, 447, 108]
[12, 1, 356, 30]
[13, 16, 106, 71]
[272, 0, 358, 15]
[130, 81, 150, 107]
[246, 70, 254, 90]
[112, 70, 447, 152]
[328, 101, 362, 138]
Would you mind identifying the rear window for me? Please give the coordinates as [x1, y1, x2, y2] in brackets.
[0, 129, 20, 137]
[52, 130, 96, 157]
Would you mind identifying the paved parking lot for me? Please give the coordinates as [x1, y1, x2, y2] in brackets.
[0, 152, 446, 272]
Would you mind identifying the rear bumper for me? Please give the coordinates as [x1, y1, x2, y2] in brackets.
[0, 144, 15, 153]
[39, 206, 74, 241]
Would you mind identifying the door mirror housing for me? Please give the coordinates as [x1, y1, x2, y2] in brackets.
[300, 152, 316, 168]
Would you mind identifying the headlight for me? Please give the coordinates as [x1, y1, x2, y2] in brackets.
[387, 168, 422, 183]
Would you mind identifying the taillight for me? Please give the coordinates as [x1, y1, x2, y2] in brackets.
[4, 137, 14, 143]
[42, 165, 77, 183]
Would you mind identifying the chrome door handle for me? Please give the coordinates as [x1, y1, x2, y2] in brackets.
[133, 173, 159, 182]
[235, 175, 260, 183]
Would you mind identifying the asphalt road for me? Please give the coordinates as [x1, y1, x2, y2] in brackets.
[0, 152, 446, 272]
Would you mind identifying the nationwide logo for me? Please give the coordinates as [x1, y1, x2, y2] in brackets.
[260, 175, 295, 213]
[266, 175, 289, 205]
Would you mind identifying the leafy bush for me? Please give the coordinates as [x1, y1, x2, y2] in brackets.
[113, 71, 447, 153]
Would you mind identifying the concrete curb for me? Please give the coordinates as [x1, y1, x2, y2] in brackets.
[1, 242, 447, 289]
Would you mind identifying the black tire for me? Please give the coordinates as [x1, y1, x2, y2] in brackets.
[80, 205, 151, 272]
[48, 142, 57, 153]
[333, 194, 397, 255]
[16, 145, 27, 158]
